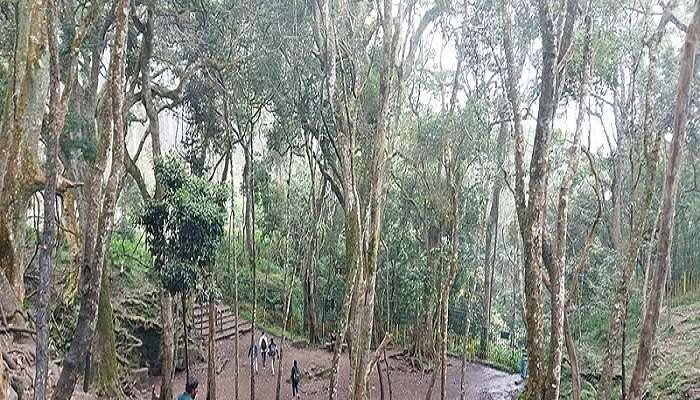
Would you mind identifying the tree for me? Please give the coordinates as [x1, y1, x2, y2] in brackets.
[52, 0, 130, 396]
[140, 157, 227, 395]
[310, 2, 442, 398]
[596, 7, 673, 398]
[502, 0, 578, 397]
[34, 0, 98, 397]
[627, 4, 700, 399]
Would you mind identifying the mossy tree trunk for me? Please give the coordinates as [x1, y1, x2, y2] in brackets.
[52, 0, 130, 396]
[0, 0, 49, 306]
[92, 263, 125, 399]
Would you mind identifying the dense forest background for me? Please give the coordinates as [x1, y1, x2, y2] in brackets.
[1, 0, 700, 399]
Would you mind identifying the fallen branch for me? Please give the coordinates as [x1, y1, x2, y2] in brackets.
[367, 333, 393, 379]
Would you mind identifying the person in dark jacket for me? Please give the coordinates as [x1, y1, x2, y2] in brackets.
[290, 360, 301, 398]
[268, 338, 278, 375]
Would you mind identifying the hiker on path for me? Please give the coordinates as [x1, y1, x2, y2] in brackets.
[248, 343, 259, 374]
[290, 359, 301, 398]
[268, 338, 278, 375]
[259, 331, 269, 367]
[177, 377, 199, 400]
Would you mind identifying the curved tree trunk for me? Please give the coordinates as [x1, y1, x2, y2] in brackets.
[627, 5, 700, 399]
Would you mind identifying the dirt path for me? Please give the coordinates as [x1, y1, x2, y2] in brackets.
[152, 330, 522, 400]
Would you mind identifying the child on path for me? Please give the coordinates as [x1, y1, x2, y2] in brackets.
[248, 343, 258, 374]
[290, 359, 301, 398]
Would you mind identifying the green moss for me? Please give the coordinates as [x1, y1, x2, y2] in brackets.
[92, 267, 125, 399]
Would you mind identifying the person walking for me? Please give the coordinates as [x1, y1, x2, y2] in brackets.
[177, 377, 199, 400]
[290, 360, 301, 398]
[268, 338, 278, 375]
[259, 331, 269, 367]
[248, 343, 258, 374]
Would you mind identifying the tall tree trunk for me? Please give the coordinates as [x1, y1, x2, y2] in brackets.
[228, 166, 240, 400]
[564, 314, 581, 400]
[414, 224, 439, 364]
[207, 264, 217, 400]
[277, 154, 296, 400]
[544, 14, 592, 400]
[597, 18, 666, 399]
[138, 6, 177, 397]
[243, 132, 257, 400]
[460, 266, 479, 400]
[439, 149, 461, 400]
[92, 263, 124, 399]
[52, 0, 129, 396]
[627, 5, 700, 399]
[479, 120, 509, 360]
[34, 0, 60, 396]
[0, 0, 49, 306]
[181, 293, 190, 381]
[159, 291, 175, 400]
[507, 0, 566, 395]
[303, 149, 326, 344]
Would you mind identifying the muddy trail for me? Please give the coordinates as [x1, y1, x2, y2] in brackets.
[146, 329, 522, 400]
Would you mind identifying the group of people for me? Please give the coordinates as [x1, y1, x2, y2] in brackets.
[248, 332, 301, 398]
[176, 331, 302, 399]
[248, 331, 279, 374]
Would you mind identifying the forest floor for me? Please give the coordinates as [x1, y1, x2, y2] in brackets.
[645, 292, 700, 399]
[145, 328, 522, 400]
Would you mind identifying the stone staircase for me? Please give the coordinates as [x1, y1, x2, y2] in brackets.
[193, 303, 252, 342]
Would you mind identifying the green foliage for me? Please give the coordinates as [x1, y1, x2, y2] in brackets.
[139, 156, 227, 295]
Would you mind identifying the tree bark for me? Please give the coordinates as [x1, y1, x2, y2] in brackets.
[504, 0, 566, 395]
[92, 264, 125, 399]
[182, 293, 190, 381]
[159, 291, 175, 400]
[0, 0, 49, 306]
[413, 224, 439, 364]
[438, 148, 461, 400]
[564, 314, 581, 400]
[303, 147, 326, 344]
[627, 5, 700, 399]
[544, 14, 592, 400]
[277, 154, 297, 400]
[243, 130, 257, 400]
[460, 258, 480, 400]
[207, 273, 217, 399]
[34, 0, 60, 396]
[51, 0, 130, 397]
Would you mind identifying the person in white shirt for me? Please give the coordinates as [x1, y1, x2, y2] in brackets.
[259, 332, 269, 368]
